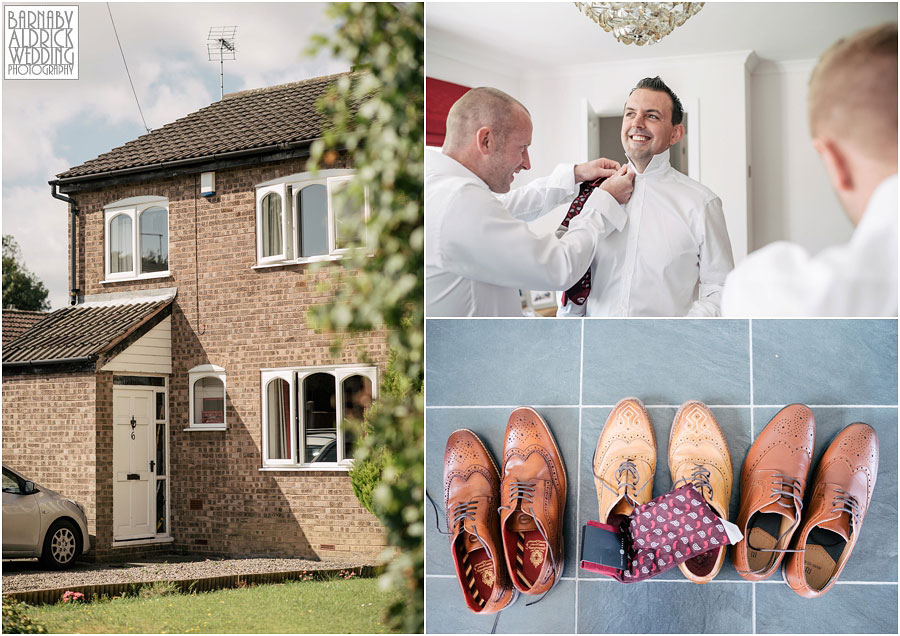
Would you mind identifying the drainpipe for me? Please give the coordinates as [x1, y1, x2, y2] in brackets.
[50, 183, 78, 306]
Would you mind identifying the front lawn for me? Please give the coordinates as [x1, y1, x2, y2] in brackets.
[20, 578, 403, 634]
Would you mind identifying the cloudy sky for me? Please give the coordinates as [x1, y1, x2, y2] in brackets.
[2, 2, 349, 309]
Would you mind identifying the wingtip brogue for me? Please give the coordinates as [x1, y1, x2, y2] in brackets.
[443, 429, 516, 614]
[783, 422, 878, 598]
[668, 400, 733, 583]
[592, 397, 657, 526]
[499, 407, 567, 596]
[733, 404, 816, 581]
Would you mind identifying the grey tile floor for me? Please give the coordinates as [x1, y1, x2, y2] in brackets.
[425, 319, 898, 634]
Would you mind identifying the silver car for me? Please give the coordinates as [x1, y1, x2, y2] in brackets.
[2, 465, 90, 569]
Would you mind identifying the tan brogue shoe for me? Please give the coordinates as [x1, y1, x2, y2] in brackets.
[732, 404, 815, 581]
[592, 398, 656, 526]
[499, 407, 567, 596]
[783, 423, 878, 598]
[443, 429, 515, 614]
[668, 401, 733, 583]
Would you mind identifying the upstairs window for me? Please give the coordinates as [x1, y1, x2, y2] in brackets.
[104, 196, 169, 281]
[261, 365, 376, 469]
[255, 170, 368, 266]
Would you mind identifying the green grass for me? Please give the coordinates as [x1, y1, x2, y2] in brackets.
[24, 578, 403, 634]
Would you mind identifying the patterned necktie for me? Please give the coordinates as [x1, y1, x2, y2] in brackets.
[560, 177, 606, 306]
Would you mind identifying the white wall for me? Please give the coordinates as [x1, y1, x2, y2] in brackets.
[749, 60, 852, 256]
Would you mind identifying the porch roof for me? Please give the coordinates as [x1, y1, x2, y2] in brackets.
[2, 298, 172, 367]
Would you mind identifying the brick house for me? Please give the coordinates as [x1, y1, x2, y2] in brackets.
[2, 73, 389, 561]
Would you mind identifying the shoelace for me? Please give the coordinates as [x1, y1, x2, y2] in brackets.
[831, 487, 860, 525]
[498, 480, 560, 608]
[594, 457, 642, 508]
[737, 473, 806, 576]
[673, 463, 714, 501]
[426, 490, 518, 632]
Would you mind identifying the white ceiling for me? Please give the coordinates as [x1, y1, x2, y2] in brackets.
[427, 2, 898, 71]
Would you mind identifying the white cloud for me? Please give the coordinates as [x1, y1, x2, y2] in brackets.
[1, 184, 69, 310]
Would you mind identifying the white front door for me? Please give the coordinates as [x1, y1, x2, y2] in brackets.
[113, 388, 155, 540]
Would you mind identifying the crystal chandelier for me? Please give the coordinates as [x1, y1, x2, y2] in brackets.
[575, 2, 705, 46]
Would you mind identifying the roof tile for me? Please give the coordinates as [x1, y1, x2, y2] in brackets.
[57, 72, 355, 180]
[2, 300, 170, 364]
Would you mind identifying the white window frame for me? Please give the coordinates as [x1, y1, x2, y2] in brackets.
[186, 364, 226, 431]
[253, 169, 369, 268]
[260, 364, 377, 470]
[261, 370, 296, 466]
[103, 196, 170, 282]
[255, 184, 293, 264]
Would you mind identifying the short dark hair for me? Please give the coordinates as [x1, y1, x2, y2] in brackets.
[630, 76, 684, 125]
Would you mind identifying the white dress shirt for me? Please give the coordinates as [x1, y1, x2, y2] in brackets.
[425, 148, 627, 317]
[721, 174, 898, 317]
[558, 149, 734, 317]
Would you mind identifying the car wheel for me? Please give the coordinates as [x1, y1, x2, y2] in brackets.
[39, 519, 81, 569]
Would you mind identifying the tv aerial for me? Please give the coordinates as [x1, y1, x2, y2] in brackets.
[207, 26, 237, 99]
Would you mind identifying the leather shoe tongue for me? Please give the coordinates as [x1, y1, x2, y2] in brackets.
[819, 513, 852, 541]
[508, 510, 537, 532]
[759, 499, 796, 522]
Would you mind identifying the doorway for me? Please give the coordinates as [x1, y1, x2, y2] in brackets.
[112, 378, 168, 542]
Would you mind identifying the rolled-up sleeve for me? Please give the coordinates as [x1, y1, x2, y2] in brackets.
[437, 183, 621, 292]
[498, 164, 578, 222]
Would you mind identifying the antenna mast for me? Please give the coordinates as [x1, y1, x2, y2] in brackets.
[207, 26, 237, 99]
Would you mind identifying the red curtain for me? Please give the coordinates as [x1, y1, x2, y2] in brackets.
[426, 77, 471, 147]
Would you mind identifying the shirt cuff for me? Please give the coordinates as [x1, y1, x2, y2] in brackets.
[584, 188, 627, 231]
[551, 163, 578, 197]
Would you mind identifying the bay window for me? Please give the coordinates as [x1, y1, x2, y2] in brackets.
[261, 365, 376, 469]
[254, 170, 368, 266]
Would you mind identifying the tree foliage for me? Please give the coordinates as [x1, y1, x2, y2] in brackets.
[306, 3, 423, 632]
[2, 235, 50, 311]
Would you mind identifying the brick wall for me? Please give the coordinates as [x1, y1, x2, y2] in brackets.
[68, 156, 389, 558]
[2, 372, 98, 550]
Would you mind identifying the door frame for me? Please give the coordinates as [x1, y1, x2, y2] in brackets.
[111, 375, 170, 546]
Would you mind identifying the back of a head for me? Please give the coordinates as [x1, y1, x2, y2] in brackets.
[443, 87, 529, 153]
[808, 22, 898, 163]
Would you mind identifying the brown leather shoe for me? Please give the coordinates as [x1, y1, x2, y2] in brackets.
[499, 407, 566, 596]
[443, 429, 516, 614]
[732, 404, 816, 581]
[783, 423, 879, 598]
[668, 400, 733, 583]
[592, 397, 656, 525]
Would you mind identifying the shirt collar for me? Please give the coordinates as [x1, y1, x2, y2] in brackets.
[629, 148, 671, 178]
[861, 173, 898, 224]
[426, 147, 487, 186]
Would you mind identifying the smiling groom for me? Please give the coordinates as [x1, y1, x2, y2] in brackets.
[559, 77, 735, 317]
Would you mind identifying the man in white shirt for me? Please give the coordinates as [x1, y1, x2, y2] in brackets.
[558, 77, 735, 317]
[722, 23, 897, 317]
[425, 87, 636, 317]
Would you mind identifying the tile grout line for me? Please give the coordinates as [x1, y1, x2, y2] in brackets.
[426, 404, 899, 409]
[749, 320, 756, 636]
[574, 318, 585, 634]
[425, 574, 899, 585]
